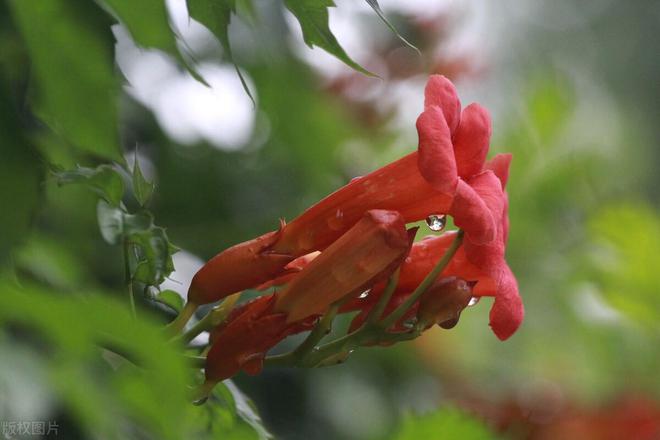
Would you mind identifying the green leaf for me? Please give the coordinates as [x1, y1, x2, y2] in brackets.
[284, 0, 373, 76]
[96, 201, 176, 286]
[587, 203, 660, 328]
[0, 81, 42, 265]
[9, 0, 121, 161]
[0, 282, 193, 439]
[55, 165, 125, 207]
[99, 0, 209, 86]
[364, 0, 419, 53]
[391, 408, 498, 440]
[186, 0, 255, 101]
[224, 380, 272, 440]
[132, 154, 155, 206]
[155, 289, 184, 313]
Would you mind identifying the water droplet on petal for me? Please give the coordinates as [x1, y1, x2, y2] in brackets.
[358, 290, 370, 299]
[327, 209, 344, 231]
[439, 316, 460, 329]
[403, 318, 418, 329]
[425, 214, 447, 231]
[468, 297, 480, 307]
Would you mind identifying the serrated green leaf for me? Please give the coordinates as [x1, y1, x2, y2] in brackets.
[391, 408, 498, 440]
[9, 0, 121, 161]
[130, 226, 176, 286]
[186, 0, 255, 102]
[155, 289, 184, 312]
[364, 0, 419, 52]
[132, 154, 155, 206]
[284, 0, 373, 76]
[99, 0, 209, 86]
[55, 165, 125, 206]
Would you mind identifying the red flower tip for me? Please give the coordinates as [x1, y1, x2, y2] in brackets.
[416, 106, 458, 195]
[275, 209, 412, 323]
[485, 153, 513, 189]
[189, 225, 293, 305]
[453, 103, 492, 179]
[424, 74, 461, 133]
[489, 265, 524, 340]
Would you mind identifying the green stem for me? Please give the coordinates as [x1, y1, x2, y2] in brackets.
[379, 230, 463, 329]
[176, 292, 241, 344]
[166, 301, 198, 335]
[367, 269, 400, 324]
[123, 239, 136, 318]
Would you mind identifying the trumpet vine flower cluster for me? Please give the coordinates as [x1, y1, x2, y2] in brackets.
[175, 75, 524, 394]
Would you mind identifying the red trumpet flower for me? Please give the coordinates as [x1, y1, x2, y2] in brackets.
[189, 75, 504, 306]
[204, 210, 415, 382]
[344, 154, 522, 340]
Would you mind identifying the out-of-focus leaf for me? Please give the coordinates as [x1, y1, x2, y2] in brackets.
[586, 203, 660, 327]
[55, 165, 124, 207]
[97, 201, 126, 245]
[100, 0, 178, 54]
[390, 408, 498, 440]
[186, 0, 255, 101]
[14, 235, 88, 290]
[0, 81, 41, 265]
[224, 380, 272, 440]
[0, 282, 192, 439]
[155, 289, 184, 313]
[9, 0, 121, 161]
[284, 0, 372, 75]
[363, 0, 418, 52]
[132, 155, 155, 206]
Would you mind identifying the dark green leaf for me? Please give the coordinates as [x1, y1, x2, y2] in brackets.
[132, 154, 155, 206]
[9, 0, 121, 161]
[186, 0, 255, 101]
[224, 380, 272, 440]
[55, 165, 124, 206]
[364, 0, 419, 52]
[391, 408, 498, 440]
[130, 226, 176, 286]
[284, 0, 373, 76]
[0, 81, 42, 265]
[155, 289, 184, 313]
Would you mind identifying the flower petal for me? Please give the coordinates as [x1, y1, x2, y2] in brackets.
[453, 103, 491, 179]
[189, 227, 294, 305]
[275, 210, 413, 322]
[485, 153, 512, 189]
[489, 264, 524, 340]
[450, 178, 497, 245]
[416, 106, 458, 195]
[424, 75, 461, 133]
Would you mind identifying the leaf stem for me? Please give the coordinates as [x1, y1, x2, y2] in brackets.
[176, 293, 241, 344]
[123, 238, 136, 318]
[166, 301, 198, 335]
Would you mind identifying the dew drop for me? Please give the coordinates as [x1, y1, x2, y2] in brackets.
[425, 214, 447, 231]
[327, 209, 344, 231]
[402, 318, 418, 329]
[358, 290, 370, 299]
[468, 297, 480, 307]
[192, 396, 209, 406]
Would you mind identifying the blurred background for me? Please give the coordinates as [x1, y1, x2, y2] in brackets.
[1, 0, 659, 438]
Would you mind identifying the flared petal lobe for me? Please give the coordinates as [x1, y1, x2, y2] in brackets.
[424, 75, 461, 133]
[416, 106, 458, 195]
[275, 210, 415, 322]
[453, 103, 492, 179]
